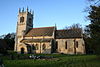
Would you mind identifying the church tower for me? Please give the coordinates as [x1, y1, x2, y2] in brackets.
[14, 7, 33, 53]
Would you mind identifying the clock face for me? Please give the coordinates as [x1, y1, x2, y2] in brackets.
[20, 16, 24, 22]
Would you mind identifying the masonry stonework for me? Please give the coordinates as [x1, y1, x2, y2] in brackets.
[14, 8, 85, 54]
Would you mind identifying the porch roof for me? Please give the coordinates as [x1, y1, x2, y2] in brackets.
[20, 38, 52, 43]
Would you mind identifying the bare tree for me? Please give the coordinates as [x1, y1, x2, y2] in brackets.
[65, 23, 82, 32]
[87, 0, 100, 4]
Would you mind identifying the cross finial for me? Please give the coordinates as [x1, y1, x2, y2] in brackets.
[55, 23, 57, 27]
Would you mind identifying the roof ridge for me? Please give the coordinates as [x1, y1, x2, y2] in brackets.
[32, 26, 55, 29]
[57, 29, 81, 31]
[57, 29, 69, 31]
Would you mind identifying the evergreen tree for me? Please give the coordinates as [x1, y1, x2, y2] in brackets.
[87, 6, 100, 54]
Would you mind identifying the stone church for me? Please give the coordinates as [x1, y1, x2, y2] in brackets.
[14, 8, 85, 54]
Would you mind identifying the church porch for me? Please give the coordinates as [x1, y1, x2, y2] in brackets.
[20, 39, 54, 54]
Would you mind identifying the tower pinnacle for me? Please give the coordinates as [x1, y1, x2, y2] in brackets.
[30, 9, 31, 13]
[22, 7, 24, 12]
[26, 7, 28, 12]
[19, 8, 21, 13]
[32, 10, 34, 15]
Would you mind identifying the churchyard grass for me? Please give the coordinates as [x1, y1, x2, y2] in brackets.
[2, 54, 100, 67]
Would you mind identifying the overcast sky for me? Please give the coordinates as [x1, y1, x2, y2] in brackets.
[0, 0, 89, 35]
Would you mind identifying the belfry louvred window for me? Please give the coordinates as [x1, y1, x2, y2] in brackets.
[20, 16, 24, 22]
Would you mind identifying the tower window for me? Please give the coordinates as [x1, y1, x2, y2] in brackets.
[29, 18, 32, 23]
[20, 16, 24, 22]
[65, 41, 67, 49]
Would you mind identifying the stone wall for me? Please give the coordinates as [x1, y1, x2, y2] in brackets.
[17, 42, 52, 54]
[56, 38, 85, 54]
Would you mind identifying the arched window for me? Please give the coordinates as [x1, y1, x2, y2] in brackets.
[35, 44, 38, 50]
[65, 41, 67, 49]
[20, 16, 24, 22]
[76, 41, 78, 48]
[42, 44, 46, 50]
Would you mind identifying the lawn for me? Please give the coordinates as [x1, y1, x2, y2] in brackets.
[1, 54, 100, 67]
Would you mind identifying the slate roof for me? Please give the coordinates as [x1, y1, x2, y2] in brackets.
[25, 26, 55, 37]
[56, 29, 82, 39]
[25, 26, 82, 39]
